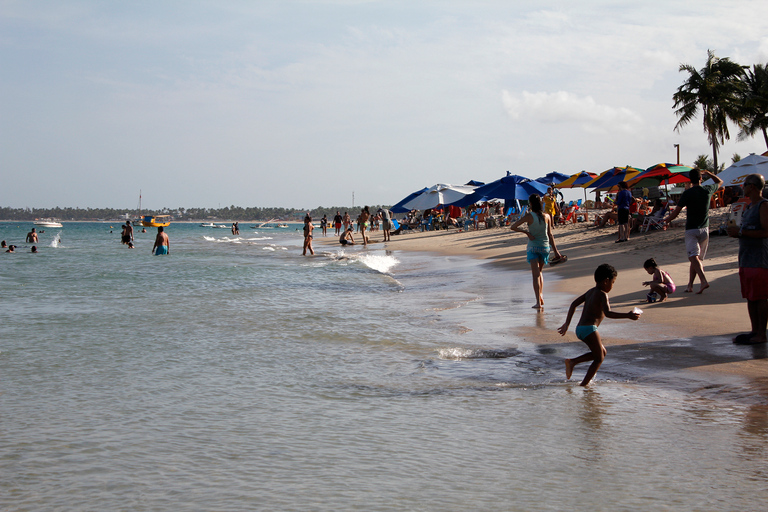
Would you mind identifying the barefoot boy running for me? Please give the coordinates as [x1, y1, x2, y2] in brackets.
[557, 263, 640, 386]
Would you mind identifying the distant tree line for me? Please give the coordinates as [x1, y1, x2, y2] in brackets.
[0, 205, 392, 222]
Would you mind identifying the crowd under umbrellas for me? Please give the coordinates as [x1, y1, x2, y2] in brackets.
[390, 153, 768, 224]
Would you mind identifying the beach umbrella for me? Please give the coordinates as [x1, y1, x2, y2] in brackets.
[402, 183, 478, 211]
[557, 171, 598, 188]
[556, 170, 598, 204]
[584, 166, 643, 191]
[453, 173, 548, 207]
[390, 187, 429, 213]
[628, 163, 693, 189]
[535, 171, 570, 187]
[708, 153, 768, 187]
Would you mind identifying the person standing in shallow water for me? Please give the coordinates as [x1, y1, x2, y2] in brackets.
[728, 173, 768, 344]
[152, 226, 169, 255]
[509, 194, 565, 310]
[303, 215, 315, 256]
[359, 206, 371, 247]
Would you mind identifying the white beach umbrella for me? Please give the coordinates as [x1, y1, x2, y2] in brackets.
[402, 183, 477, 210]
[706, 153, 768, 187]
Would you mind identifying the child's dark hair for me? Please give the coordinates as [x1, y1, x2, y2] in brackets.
[643, 258, 658, 269]
[594, 263, 617, 283]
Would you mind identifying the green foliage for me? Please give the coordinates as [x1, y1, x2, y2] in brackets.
[692, 154, 725, 173]
[736, 63, 768, 150]
[673, 49, 747, 171]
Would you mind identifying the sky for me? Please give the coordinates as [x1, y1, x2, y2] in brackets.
[2, 0, 768, 210]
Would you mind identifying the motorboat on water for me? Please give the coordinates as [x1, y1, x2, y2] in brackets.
[277, 223, 289, 228]
[141, 215, 171, 227]
[200, 222, 216, 227]
[34, 219, 63, 228]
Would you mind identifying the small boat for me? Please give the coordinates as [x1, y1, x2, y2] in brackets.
[34, 219, 63, 228]
[141, 215, 171, 227]
[200, 222, 216, 227]
[277, 223, 289, 228]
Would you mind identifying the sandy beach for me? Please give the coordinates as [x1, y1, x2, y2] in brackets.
[319, 207, 768, 384]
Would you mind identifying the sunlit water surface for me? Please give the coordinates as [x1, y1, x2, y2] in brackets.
[2, 222, 767, 511]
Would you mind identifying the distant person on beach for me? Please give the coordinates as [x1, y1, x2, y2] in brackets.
[128, 242, 134, 249]
[379, 208, 392, 242]
[664, 168, 723, 293]
[320, 215, 328, 236]
[642, 258, 676, 302]
[543, 187, 560, 222]
[509, 194, 566, 310]
[122, 220, 134, 245]
[359, 206, 370, 247]
[26, 228, 38, 243]
[1, 240, 6, 248]
[303, 215, 315, 256]
[152, 227, 170, 255]
[339, 227, 355, 245]
[334, 211, 343, 235]
[557, 263, 641, 386]
[727, 173, 768, 345]
[615, 181, 632, 242]
[343, 212, 351, 232]
[6, 245, 16, 253]
[31, 246, 38, 253]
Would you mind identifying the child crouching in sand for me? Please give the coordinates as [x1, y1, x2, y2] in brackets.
[557, 263, 640, 386]
[642, 257, 676, 302]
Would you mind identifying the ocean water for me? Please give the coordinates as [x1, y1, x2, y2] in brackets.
[2, 221, 768, 511]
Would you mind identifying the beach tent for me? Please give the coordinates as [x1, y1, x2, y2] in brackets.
[401, 183, 478, 211]
[465, 180, 485, 186]
[535, 171, 570, 187]
[391, 187, 429, 213]
[707, 153, 768, 187]
[452, 173, 547, 207]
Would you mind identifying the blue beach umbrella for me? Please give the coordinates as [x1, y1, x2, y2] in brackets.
[535, 171, 570, 187]
[453, 173, 548, 207]
[391, 187, 429, 213]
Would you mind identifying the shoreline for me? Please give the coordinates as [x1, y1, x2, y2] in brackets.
[316, 213, 768, 385]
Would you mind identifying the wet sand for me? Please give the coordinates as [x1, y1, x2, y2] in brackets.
[318, 208, 768, 385]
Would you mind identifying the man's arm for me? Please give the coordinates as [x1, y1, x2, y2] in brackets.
[702, 170, 723, 190]
[664, 204, 683, 224]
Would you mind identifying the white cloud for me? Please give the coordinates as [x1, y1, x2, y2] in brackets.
[502, 90, 642, 134]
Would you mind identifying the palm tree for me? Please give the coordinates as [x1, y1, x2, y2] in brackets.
[673, 50, 746, 172]
[737, 63, 768, 150]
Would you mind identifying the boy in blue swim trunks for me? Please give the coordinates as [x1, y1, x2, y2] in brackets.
[557, 263, 640, 386]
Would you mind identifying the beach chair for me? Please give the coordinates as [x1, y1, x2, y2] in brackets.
[639, 206, 668, 233]
[559, 202, 579, 224]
